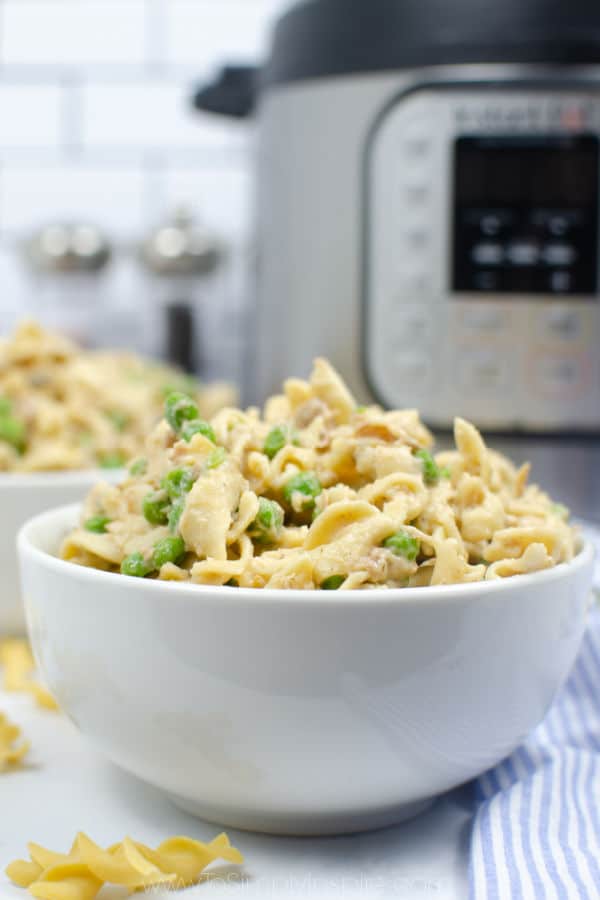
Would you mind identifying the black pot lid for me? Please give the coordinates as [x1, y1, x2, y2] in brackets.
[263, 0, 600, 88]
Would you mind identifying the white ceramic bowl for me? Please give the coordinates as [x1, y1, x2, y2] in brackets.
[19, 504, 595, 836]
[0, 470, 123, 634]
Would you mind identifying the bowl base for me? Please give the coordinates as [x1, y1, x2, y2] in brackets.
[166, 793, 435, 836]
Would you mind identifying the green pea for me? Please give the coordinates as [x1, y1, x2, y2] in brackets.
[84, 516, 111, 534]
[142, 489, 170, 525]
[160, 374, 199, 399]
[180, 419, 216, 444]
[129, 457, 147, 477]
[162, 467, 196, 500]
[206, 447, 227, 469]
[152, 536, 185, 568]
[355, 405, 367, 413]
[248, 498, 284, 543]
[106, 410, 129, 432]
[0, 416, 26, 452]
[282, 471, 322, 511]
[383, 530, 420, 561]
[414, 449, 441, 486]
[121, 552, 152, 578]
[263, 425, 296, 460]
[168, 498, 185, 533]
[99, 451, 125, 469]
[165, 392, 199, 433]
[0, 397, 12, 416]
[439, 466, 452, 479]
[79, 430, 93, 448]
[321, 574, 346, 590]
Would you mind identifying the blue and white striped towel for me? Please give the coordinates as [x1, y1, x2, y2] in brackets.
[469, 529, 600, 899]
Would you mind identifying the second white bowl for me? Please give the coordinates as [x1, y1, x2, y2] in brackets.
[0, 470, 123, 634]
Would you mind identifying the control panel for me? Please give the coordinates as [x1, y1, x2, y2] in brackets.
[364, 87, 600, 431]
[453, 134, 598, 295]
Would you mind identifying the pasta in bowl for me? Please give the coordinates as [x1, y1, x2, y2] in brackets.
[0, 320, 235, 472]
[0, 321, 236, 634]
[61, 357, 576, 590]
[16, 359, 594, 834]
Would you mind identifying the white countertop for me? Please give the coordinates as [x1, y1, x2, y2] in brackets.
[1, 687, 471, 899]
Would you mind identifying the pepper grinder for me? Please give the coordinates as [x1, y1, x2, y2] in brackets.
[138, 209, 224, 375]
[21, 222, 112, 345]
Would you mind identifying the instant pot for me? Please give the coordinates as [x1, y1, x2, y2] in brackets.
[196, 0, 600, 521]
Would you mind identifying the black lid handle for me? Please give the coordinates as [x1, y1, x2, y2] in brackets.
[193, 65, 258, 119]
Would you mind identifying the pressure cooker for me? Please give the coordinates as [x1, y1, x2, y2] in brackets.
[195, 0, 600, 520]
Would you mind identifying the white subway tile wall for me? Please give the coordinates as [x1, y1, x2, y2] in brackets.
[166, 0, 282, 71]
[0, 0, 289, 381]
[81, 80, 248, 151]
[1, 164, 147, 235]
[0, 84, 62, 148]
[1, 1, 147, 67]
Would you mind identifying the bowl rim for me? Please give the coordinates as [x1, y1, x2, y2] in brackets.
[17, 502, 596, 608]
[0, 468, 125, 488]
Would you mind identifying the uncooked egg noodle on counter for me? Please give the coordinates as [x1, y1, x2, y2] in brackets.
[0, 712, 29, 772]
[0, 639, 58, 710]
[63, 358, 577, 590]
[0, 321, 235, 472]
[6, 831, 243, 897]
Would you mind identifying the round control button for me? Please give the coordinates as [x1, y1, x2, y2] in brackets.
[403, 184, 428, 205]
[459, 305, 507, 332]
[403, 136, 429, 157]
[402, 120, 430, 154]
[388, 352, 431, 386]
[392, 306, 433, 345]
[459, 350, 508, 389]
[396, 272, 430, 296]
[403, 228, 429, 250]
[540, 307, 581, 340]
[529, 351, 591, 399]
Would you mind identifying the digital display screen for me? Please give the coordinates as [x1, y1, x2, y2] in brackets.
[452, 135, 599, 295]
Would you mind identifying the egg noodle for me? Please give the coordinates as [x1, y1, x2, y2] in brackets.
[63, 358, 577, 589]
[0, 321, 236, 472]
[0, 712, 29, 773]
[6, 831, 243, 896]
[0, 639, 58, 710]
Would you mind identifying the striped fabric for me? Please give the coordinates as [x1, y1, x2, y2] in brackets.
[469, 529, 600, 899]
